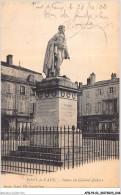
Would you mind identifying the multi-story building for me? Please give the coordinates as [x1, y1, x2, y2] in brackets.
[77, 73, 119, 132]
[1, 55, 119, 133]
[1, 55, 42, 132]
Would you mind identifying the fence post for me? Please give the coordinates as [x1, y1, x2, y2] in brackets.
[72, 125, 75, 168]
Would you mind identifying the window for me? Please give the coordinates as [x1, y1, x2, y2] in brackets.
[86, 91, 89, 98]
[109, 102, 113, 115]
[86, 104, 89, 113]
[30, 88, 35, 96]
[16, 85, 20, 94]
[109, 87, 113, 93]
[103, 102, 106, 114]
[29, 103, 35, 114]
[114, 99, 117, 114]
[7, 99, 13, 109]
[19, 101, 25, 113]
[95, 103, 98, 113]
[20, 86, 25, 95]
[8, 84, 10, 93]
[28, 75, 35, 82]
[25, 86, 30, 96]
[98, 102, 102, 113]
[86, 103, 92, 114]
[7, 83, 13, 93]
[97, 89, 101, 95]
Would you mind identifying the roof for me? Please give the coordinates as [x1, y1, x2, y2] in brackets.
[1, 74, 36, 86]
[82, 78, 119, 89]
[1, 61, 42, 76]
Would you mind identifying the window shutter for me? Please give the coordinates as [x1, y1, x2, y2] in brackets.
[16, 85, 20, 94]
[7, 99, 9, 109]
[89, 104, 92, 113]
[20, 102, 22, 112]
[95, 103, 98, 113]
[113, 86, 116, 94]
[10, 84, 13, 93]
[117, 100, 119, 113]
[19, 101, 25, 113]
[109, 102, 113, 114]
[6, 99, 13, 109]
[100, 102, 102, 112]
[25, 86, 28, 96]
[23, 101, 25, 112]
[7, 84, 10, 93]
[102, 88, 104, 94]
[25, 86, 30, 96]
[27, 87, 30, 96]
[95, 89, 98, 97]
[86, 103, 89, 113]
[17, 100, 20, 112]
[34, 103, 36, 113]
[102, 102, 106, 114]
[9, 99, 13, 109]
[98, 102, 102, 113]
[82, 104, 86, 115]
[29, 103, 33, 113]
[107, 87, 109, 94]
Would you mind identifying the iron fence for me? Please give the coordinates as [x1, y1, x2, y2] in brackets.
[1, 126, 119, 175]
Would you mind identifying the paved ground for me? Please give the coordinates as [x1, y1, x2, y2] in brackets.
[1, 159, 119, 188]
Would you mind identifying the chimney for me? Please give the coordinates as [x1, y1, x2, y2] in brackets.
[7, 55, 13, 65]
[90, 72, 95, 85]
[111, 73, 117, 80]
[75, 81, 78, 87]
[79, 82, 83, 88]
[87, 77, 91, 85]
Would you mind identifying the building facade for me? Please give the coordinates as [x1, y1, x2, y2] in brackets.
[77, 73, 119, 132]
[1, 55, 42, 133]
[1, 55, 119, 133]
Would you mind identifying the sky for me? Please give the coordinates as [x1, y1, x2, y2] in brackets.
[1, 1, 119, 84]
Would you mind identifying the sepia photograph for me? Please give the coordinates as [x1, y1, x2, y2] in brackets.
[1, 0, 120, 193]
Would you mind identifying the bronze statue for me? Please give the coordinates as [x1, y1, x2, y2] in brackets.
[43, 25, 70, 78]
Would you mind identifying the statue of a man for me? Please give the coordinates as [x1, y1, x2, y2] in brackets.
[43, 25, 70, 78]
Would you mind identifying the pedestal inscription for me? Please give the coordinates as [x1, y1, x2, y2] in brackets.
[59, 98, 77, 127]
[36, 95, 59, 127]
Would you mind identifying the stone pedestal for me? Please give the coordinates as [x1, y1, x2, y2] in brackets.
[34, 77, 80, 128]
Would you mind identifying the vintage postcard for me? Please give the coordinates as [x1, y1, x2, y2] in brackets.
[1, 0, 120, 193]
